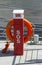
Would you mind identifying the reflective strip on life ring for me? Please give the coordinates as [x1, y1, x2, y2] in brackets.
[6, 18, 33, 43]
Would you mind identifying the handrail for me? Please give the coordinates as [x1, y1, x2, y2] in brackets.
[0, 24, 42, 40]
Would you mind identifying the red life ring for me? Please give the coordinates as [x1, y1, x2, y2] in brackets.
[6, 18, 33, 43]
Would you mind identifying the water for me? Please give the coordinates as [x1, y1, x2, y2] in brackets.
[0, 0, 42, 24]
[0, 0, 42, 40]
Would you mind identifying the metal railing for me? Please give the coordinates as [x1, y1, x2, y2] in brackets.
[0, 24, 42, 41]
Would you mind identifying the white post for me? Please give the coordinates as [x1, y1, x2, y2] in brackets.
[34, 34, 39, 44]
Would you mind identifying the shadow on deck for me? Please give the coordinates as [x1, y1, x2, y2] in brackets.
[0, 50, 14, 57]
